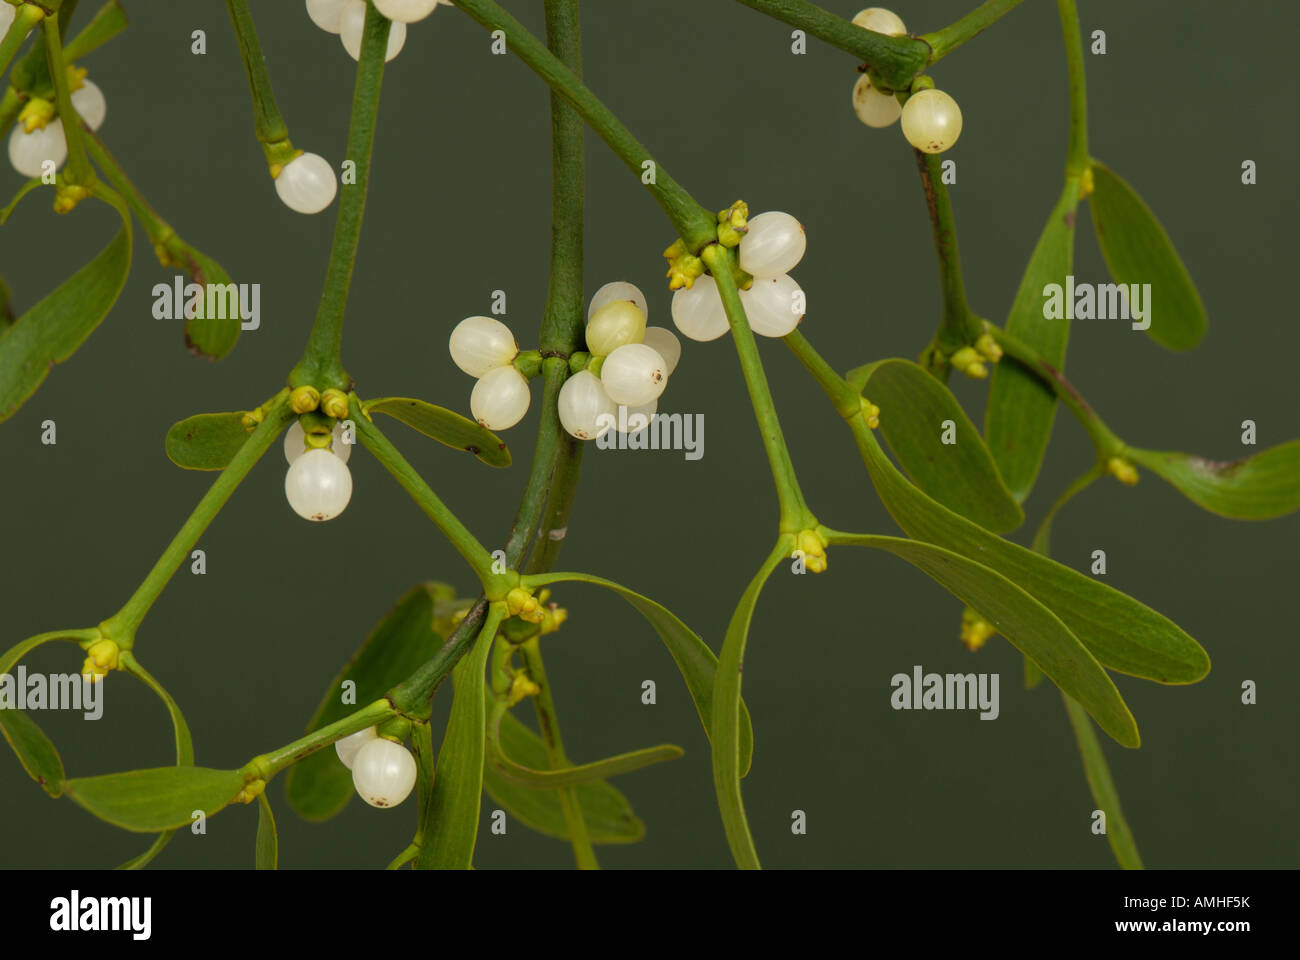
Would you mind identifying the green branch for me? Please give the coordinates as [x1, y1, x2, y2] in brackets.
[0, 3, 45, 80]
[42, 13, 91, 183]
[922, 0, 1027, 63]
[1057, 0, 1088, 178]
[224, 0, 288, 147]
[913, 149, 981, 358]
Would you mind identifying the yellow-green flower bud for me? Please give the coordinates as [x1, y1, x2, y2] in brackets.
[290, 385, 321, 414]
[975, 333, 1003, 363]
[505, 587, 543, 624]
[860, 396, 881, 430]
[236, 779, 267, 804]
[716, 200, 750, 247]
[18, 97, 54, 133]
[961, 607, 996, 652]
[320, 388, 349, 420]
[506, 674, 541, 707]
[796, 528, 829, 573]
[1107, 457, 1139, 486]
[81, 638, 120, 682]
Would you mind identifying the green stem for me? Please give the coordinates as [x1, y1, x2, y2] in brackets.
[1061, 691, 1143, 869]
[783, 329, 860, 418]
[224, 0, 288, 146]
[386, 843, 420, 870]
[351, 400, 499, 589]
[450, 0, 715, 250]
[914, 149, 981, 357]
[1057, 0, 1089, 178]
[0, 4, 45, 80]
[291, 5, 389, 391]
[42, 14, 91, 183]
[704, 245, 812, 532]
[527, 440, 583, 573]
[520, 636, 598, 869]
[249, 698, 397, 780]
[732, 0, 929, 91]
[391, 598, 490, 713]
[62, 0, 126, 62]
[81, 128, 174, 246]
[100, 391, 293, 643]
[921, 0, 1027, 63]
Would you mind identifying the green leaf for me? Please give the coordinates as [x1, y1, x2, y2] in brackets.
[1062, 692, 1142, 869]
[483, 710, 645, 845]
[827, 532, 1138, 747]
[164, 411, 253, 471]
[0, 708, 66, 796]
[985, 180, 1080, 501]
[285, 582, 453, 822]
[523, 571, 754, 777]
[416, 609, 500, 870]
[177, 251, 243, 361]
[255, 794, 278, 870]
[1089, 160, 1207, 351]
[0, 629, 94, 677]
[1127, 441, 1300, 520]
[490, 731, 683, 788]
[847, 358, 1023, 532]
[116, 832, 174, 871]
[65, 1, 129, 62]
[365, 397, 511, 467]
[64, 766, 246, 832]
[852, 421, 1210, 684]
[0, 187, 132, 423]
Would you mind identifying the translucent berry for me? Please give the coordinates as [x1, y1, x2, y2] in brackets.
[738, 212, 806, 279]
[671, 275, 729, 342]
[374, 0, 440, 23]
[449, 315, 518, 377]
[470, 365, 530, 430]
[306, 0, 348, 32]
[71, 80, 107, 132]
[852, 7, 907, 36]
[585, 299, 646, 357]
[616, 401, 657, 434]
[741, 274, 805, 338]
[901, 89, 963, 154]
[284, 420, 352, 465]
[335, 726, 378, 769]
[600, 343, 667, 406]
[641, 326, 681, 375]
[341, 0, 407, 60]
[557, 370, 616, 441]
[284, 448, 353, 521]
[852, 74, 901, 128]
[588, 281, 648, 323]
[351, 737, 417, 808]
[8, 119, 67, 179]
[275, 152, 338, 214]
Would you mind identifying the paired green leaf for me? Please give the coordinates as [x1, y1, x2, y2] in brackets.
[64, 766, 245, 833]
[285, 583, 453, 822]
[1089, 160, 1207, 351]
[490, 727, 682, 788]
[415, 609, 500, 870]
[827, 533, 1138, 747]
[364, 397, 511, 467]
[523, 571, 754, 776]
[164, 411, 253, 471]
[853, 420, 1210, 684]
[985, 180, 1080, 501]
[1127, 442, 1300, 520]
[0, 708, 65, 796]
[255, 794, 278, 870]
[847, 358, 1023, 532]
[483, 709, 645, 845]
[0, 187, 132, 423]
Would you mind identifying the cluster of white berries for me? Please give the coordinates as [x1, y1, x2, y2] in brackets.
[449, 315, 531, 430]
[671, 212, 807, 341]
[284, 418, 354, 521]
[306, 0, 453, 62]
[558, 282, 681, 441]
[7, 72, 107, 179]
[849, 7, 963, 154]
[335, 726, 417, 808]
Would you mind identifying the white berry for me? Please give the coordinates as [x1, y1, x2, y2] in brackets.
[741, 274, 805, 338]
[374, 0, 440, 23]
[275, 152, 338, 214]
[471, 365, 530, 430]
[306, 0, 348, 32]
[852, 74, 901, 128]
[588, 281, 648, 324]
[449, 315, 518, 377]
[334, 726, 377, 769]
[341, 0, 407, 61]
[557, 370, 616, 441]
[585, 299, 646, 357]
[739, 211, 806, 279]
[0, 5, 13, 34]
[852, 7, 907, 36]
[616, 401, 656, 434]
[671, 275, 730, 342]
[600, 343, 667, 407]
[352, 737, 417, 808]
[71, 80, 107, 132]
[284, 420, 352, 465]
[901, 89, 963, 154]
[8, 119, 67, 179]
[640, 326, 681, 376]
[284, 448, 353, 521]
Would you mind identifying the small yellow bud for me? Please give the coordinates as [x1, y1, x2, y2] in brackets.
[540, 604, 569, 635]
[53, 184, 90, 215]
[961, 607, 996, 652]
[795, 528, 829, 573]
[666, 254, 705, 291]
[860, 396, 881, 429]
[975, 333, 1003, 363]
[506, 674, 541, 706]
[1107, 457, 1139, 486]
[81, 638, 120, 681]
[949, 346, 978, 370]
[506, 587, 544, 624]
[716, 200, 749, 247]
[18, 98, 54, 133]
[320, 388, 349, 420]
[66, 65, 88, 92]
[290, 385, 321, 414]
[241, 408, 265, 431]
[236, 779, 267, 804]
[1079, 166, 1095, 199]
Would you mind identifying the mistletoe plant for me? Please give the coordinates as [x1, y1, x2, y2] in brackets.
[2, 0, 1298, 871]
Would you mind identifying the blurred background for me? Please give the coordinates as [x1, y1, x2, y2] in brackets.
[1, 0, 1296, 869]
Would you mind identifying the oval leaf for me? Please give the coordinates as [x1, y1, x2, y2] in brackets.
[827, 532, 1138, 747]
[490, 733, 683, 789]
[164, 411, 253, 471]
[1089, 160, 1207, 351]
[853, 421, 1210, 683]
[365, 397, 511, 467]
[0, 708, 66, 796]
[178, 252, 243, 360]
[483, 710, 645, 845]
[847, 358, 1023, 532]
[1128, 441, 1300, 520]
[64, 766, 245, 833]
[0, 187, 132, 423]
[1062, 693, 1142, 869]
[285, 582, 453, 822]
[255, 793, 278, 870]
[985, 180, 1080, 501]
[523, 571, 754, 777]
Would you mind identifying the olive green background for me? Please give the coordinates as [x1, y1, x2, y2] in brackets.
[2, 0, 1297, 869]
